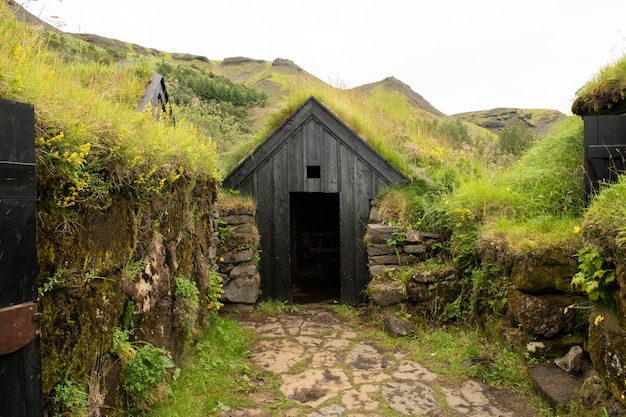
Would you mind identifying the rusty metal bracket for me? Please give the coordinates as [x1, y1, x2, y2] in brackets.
[0, 302, 40, 355]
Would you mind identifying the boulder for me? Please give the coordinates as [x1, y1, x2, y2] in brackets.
[368, 205, 383, 224]
[510, 258, 576, 294]
[404, 244, 427, 255]
[221, 275, 259, 304]
[383, 316, 414, 337]
[406, 280, 459, 304]
[367, 278, 406, 307]
[587, 311, 626, 400]
[554, 346, 584, 374]
[507, 290, 579, 338]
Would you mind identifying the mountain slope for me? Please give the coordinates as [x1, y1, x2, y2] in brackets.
[353, 76, 446, 117]
[454, 108, 566, 137]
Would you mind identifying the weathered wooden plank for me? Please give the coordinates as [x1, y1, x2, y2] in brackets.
[304, 119, 321, 193]
[339, 144, 356, 303]
[354, 159, 373, 303]
[288, 127, 305, 192]
[255, 161, 275, 299]
[274, 147, 292, 300]
[305, 119, 321, 165]
[0, 99, 35, 163]
[322, 129, 339, 193]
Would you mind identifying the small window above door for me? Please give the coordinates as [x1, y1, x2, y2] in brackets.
[307, 165, 321, 178]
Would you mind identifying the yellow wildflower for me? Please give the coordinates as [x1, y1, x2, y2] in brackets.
[594, 315, 605, 326]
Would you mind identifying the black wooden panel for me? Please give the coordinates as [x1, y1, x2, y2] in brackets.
[321, 129, 339, 193]
[223, 97, 407, 191]
[0, 99, 35, 163]
[256, 162, 275, 300]
[339, 144, 356, 303]
[288, 128, 305, 192]
[0, 162, 36, 200]
[304, 120, 321, 193]
[584, 115, 626, 195]
[273, 147, 291, 300]
[305, 119, 321, 165]
[0, 200, 38, 305]
[354, 160, 373, 303]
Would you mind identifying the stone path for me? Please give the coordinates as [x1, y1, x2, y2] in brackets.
[223, 305, 539, 416]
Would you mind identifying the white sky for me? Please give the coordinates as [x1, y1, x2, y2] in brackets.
[16, 0, 626, 115]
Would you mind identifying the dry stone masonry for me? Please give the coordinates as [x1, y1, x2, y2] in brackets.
[364, 205, 460, 316]
[216, 205, 261, 308]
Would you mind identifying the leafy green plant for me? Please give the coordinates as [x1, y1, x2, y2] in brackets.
[571, 244, 616, 303]
[39, 266, 67, 297]
[52, 378, 88, 417]
[174, 275, 200, 337]
[123, 342, 176, 412]
[206, 269, 224, 312]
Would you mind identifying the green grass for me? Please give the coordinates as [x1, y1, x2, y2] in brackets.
[146, 317, 264, 417]
[249, 299, 303, 317]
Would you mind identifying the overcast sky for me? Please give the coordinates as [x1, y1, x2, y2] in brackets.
[16, 0, 626, 115]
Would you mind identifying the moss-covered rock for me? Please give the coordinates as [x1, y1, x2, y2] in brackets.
[507, 290, 581, 338]
[367, 276, 406, 307]
[510, 257, 577, 294]
[588, 310, 626, 405]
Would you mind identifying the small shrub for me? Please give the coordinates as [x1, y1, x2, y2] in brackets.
[52, 378, 88, 417]
[123, 343, 176, 412]
[499, 121, 535, 156]
[571, 244, 616, 303]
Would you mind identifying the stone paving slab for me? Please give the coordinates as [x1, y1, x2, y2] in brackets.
[226, 306, 538, 416]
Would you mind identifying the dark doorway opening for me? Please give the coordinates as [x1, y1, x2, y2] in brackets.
[290, 192, 340, 303]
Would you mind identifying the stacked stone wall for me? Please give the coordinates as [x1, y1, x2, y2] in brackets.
[216, 207, 260, 309]
[364, 206, 459, 315]
[505, 253, 585, 357]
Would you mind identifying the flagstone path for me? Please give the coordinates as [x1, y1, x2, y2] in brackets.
[222, 305, 539, 416]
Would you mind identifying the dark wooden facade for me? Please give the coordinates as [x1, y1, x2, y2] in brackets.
[583, 114, 626, 195]
[223, 97, 407, 304]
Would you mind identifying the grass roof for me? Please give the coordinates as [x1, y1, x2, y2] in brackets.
[572, 55, 626, 115]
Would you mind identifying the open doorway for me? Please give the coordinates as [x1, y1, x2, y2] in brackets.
[290, 192, 340, 303]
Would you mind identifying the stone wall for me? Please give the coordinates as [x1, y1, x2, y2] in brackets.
[364, 206, 456, 315]
[216, 203, 260, 310]
[37, 177, 221, 413]
[506, 252, 585, 357]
